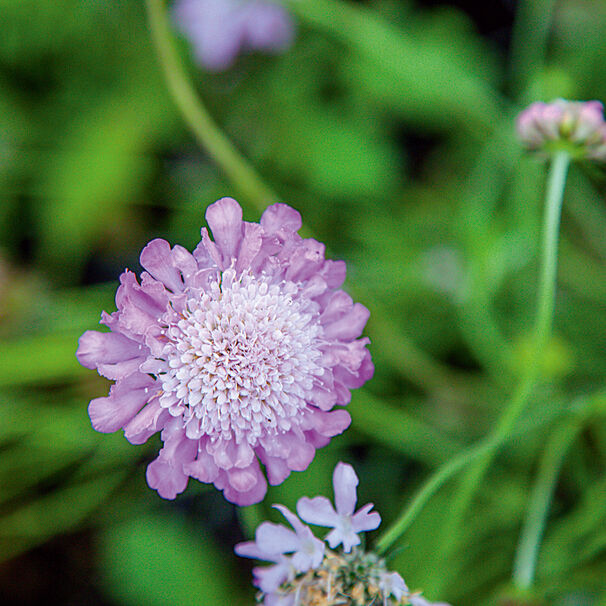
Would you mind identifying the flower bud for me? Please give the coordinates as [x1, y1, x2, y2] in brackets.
[516, 99, 606, 160]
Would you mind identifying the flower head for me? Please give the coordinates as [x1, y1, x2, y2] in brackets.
[174, 0, 294, 71]
[77, 198, 373, 505]
[516, 99, 606, 160]
[297, 461, 381, 552]
[235, 462, 451, 606]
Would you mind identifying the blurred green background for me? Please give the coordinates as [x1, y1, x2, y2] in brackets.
[0, 0, 605, 604]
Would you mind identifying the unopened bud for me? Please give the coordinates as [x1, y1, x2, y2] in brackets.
[516, 99, 606, 160]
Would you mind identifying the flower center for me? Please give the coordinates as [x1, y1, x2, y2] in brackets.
[157, 269, 323, 444]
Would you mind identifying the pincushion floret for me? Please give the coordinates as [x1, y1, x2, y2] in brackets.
[76, 197, 373, 505]
[235, 462, 451, 606]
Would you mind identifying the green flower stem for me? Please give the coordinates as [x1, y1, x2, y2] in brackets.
[512, 410, 587, 589]
[432, 150, 570, 587]
[144, 0, 280, 213]
[377, 151, 570, 556]
[375, 393, 573, 555]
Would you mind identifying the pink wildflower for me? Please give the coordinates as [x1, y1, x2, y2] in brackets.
[77, 198, 373, 505]
[174, 0, 294, 72]
[516, 99, 606, 160]
[235, 462, 451, 606]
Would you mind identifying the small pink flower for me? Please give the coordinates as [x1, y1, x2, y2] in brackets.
[174, 0, 294, 71]
[77, 198, 373, 505]
[235, 505, 324, 591]
[297, 461, 381, 552]
[516, 99, 606, 160]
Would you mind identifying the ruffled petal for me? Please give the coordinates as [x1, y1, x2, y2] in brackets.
[323, 303, 370, 341]
[260, 203, 302, 235]
[257, 450, 291, 485]
[146, 430, 197, 499]
[307, 409, 351, 437]
[205, 197, 243, 263]
[140, 239, 185, 293]
[236, 222, 263, 273]
[183, 440, 220, 483]
[76, 330, 143, 368]
[123, 398, 170, 445]
[88, 372, 155, 433]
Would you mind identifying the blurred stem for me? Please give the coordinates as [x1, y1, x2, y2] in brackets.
[512, 410, 586, 589]
[508, 0, 558, 98]
[378, 151, 570, 561]
[144, 0, 280, 213]
[434, 150, 570, 589]
[374, 391, 572, 555]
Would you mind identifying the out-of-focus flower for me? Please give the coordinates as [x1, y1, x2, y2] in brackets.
[297, 461, 381, 552]
[77, 198, 373, 505]
[235, 462, 451, 606]
[174, 0, 294, 71]
[516, 99, 606, 160]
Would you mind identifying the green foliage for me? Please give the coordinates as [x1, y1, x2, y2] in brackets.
[0, 0, 605, 604]
[99, 512, 247, 606]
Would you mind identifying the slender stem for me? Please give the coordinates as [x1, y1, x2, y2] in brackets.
[512, 412, 585, 589]
[144, 0, 280, 213]
[375, 431, 502, 554]
[431, 151, 570, 589]
[376, 151, 570, 556]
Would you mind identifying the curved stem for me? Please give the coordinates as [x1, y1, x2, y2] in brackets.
[512, 412, 586, 589]
[432, 150, 570, 588]
[374, 395, 571, 555]
[376, 151, 570, 557]
[144, 0, 280, 213]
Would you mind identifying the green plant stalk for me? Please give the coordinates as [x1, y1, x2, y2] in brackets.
[512, 411, 587, 589]
[375, 389, 576, 555]
[376, 151, 570, 556]
[433, 150, 571, 585]
[144, 0, 280, 213]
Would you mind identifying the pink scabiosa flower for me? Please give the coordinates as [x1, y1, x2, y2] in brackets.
[76, 198, 373, 505]
[174, 0, 294, 72]
[516, 99, 606, 160]
[235, 461, 451, 606]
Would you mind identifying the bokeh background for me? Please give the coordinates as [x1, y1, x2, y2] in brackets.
[1, 0, 605, 604]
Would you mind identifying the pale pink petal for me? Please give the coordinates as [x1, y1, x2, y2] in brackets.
[296, 496, 339, 527]
[205, 197, 243, 262]
[88, 372, 155, 433]
[333, 462, 358, 516]
[351, 502, 381, 533]
[140, 239, 185, 293]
